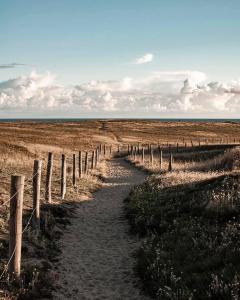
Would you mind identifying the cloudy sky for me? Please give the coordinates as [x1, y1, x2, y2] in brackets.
[1, 0, 240, 118]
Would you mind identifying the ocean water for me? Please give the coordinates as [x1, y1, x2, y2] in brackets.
[0, 118, 239, 123]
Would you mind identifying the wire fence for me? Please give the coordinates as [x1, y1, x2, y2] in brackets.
[0, 140, 239, 284]
[0, 145, 109, 282]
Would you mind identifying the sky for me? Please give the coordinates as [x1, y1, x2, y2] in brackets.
[0, 0, 240, 118]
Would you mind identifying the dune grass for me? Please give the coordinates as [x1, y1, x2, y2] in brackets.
[126, 147, 240, 300]
[0, 120, 239, 298]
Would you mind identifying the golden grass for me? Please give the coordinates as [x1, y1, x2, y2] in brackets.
[0, 120, 239, 299]
[0, 120, 238, 228]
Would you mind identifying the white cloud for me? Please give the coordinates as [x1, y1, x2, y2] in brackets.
[135, 53, 153, 64]
[0, 70, 240, 117]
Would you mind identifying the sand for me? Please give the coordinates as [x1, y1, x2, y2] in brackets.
[52, 158, 149, 300]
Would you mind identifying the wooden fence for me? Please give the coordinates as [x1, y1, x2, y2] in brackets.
[1, 143, 116, 281]
[1, 136, 239, 281]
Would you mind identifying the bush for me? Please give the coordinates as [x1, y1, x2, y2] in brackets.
[126, 174, 240, 299]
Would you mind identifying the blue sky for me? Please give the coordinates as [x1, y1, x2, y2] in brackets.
[1, 0, 240, 84]
[0, 1, 240, 118]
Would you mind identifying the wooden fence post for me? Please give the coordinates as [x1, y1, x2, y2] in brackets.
[103, 144, 106, 156]
[91, 150, 95, 169]
[73, 154, 77, 187]
[45, 152, 53, 203]
[8, 175, 25, 279]
[61, 154, 66, 200]
[127, 144, 130, 155]
[150, 148, 154, 167]
[133, 147, 136, 160]
[97, 146, 100, 162]
[95, 148, 98, 168]
[85, 152, 88, 175]
[168, 153, 173, 172]
[159, 149, 163, 170]
[130, 145, 133, 157]
[142, 147, 145, 163]
[79, 151, 83, 179]
[33, 160, 42, 230]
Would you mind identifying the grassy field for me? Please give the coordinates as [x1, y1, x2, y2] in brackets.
[126, 144, 240, 299]
[0, 119, 240, 299]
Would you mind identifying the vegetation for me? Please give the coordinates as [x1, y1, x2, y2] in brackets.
[0, 120, 239, 298]
[126, 147, 240, 300]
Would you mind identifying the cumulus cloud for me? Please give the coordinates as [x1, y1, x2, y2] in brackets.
[135, 53, 153, 64]
[0, 70, 240, 117]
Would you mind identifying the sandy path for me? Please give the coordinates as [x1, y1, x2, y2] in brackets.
[53, 158, 149, 300]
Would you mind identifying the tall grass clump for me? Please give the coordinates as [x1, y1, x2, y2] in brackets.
[126, 172, 240, 300]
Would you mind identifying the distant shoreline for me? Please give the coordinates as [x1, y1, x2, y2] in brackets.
[0, 118, 239, 123]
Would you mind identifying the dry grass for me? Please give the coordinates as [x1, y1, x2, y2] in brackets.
[0, 120, 239, 298]
[125, 138, 240, 299]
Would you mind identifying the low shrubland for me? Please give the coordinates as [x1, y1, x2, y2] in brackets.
[126, 147, 240, 299]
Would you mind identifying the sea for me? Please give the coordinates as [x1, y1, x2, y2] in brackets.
[0, 118, 239, 123]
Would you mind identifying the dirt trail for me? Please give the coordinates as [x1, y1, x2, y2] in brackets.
[53, 158, 149, 300]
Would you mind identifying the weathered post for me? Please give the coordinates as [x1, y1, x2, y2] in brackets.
[130, 145, 133, 157]
[8, 175, 25, 280]
[85, 151, 88, 175]
[117, 145, 120, 153]
[134, 146, 137, 160]
[158, 147, 162, 170]
[79, 151, 83, 179]
[103, 144, 106, 156]
[60, 154, 66, 200]
[142, 147, 145, 163]
[91, 150, 95, 169]
[149, 144, 152, 155]
[150, 148, 154, 167]
[127, 144, 130, 155]
[33, 160, 42, 230]
[97, 146, 100, 162]
[73, 154, 77, 187]
[45, 152, 53, 203]
[159, 150, 163, 170]
[168, 153, 173, 172]
[95, 148, 98, 168]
